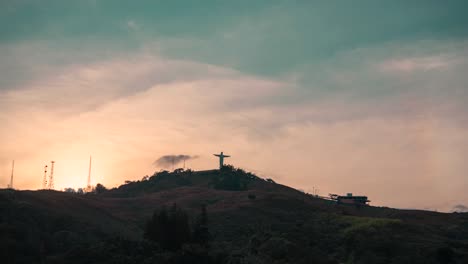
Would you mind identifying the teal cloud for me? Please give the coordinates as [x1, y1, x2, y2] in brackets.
[1, 0, 467, 76]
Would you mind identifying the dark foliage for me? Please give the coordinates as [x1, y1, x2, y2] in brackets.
[144, 204, 191, 251]
[266, 178, 275, 183]
[108, 169, 194, 197]
[94, 183, 107, 194]
[144, 203, 212, 251]
[1, 167, 468, 263]
[212, 165, 258, 191]
[192, 204, 211, 246]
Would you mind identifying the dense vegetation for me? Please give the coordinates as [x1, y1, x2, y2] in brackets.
[1, 166, 467, 263]
[144, 204, 193, 250]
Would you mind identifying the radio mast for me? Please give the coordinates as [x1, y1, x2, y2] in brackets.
[8, 160, 14, 189]
[49, 161, 55, 189]
[87, 156, 92, 191]
[43, 165, 48, 189]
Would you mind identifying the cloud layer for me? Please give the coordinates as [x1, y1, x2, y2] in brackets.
[1, 1, 468, 212]
[154, 155, 199, 169]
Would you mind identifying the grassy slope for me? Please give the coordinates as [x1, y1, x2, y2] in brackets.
[1, 168, 467, 263]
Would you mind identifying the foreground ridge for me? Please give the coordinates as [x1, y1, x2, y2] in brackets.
[1, 167, 467, 263]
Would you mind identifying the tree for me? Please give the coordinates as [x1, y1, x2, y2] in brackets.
[144, 204, 191, 250]
[192, 204, 211, 246]
[64, 188, 76, 193]
[173, 168, 185, 174]
[95, 183, 107, 194]
[213, 165, 249, 191]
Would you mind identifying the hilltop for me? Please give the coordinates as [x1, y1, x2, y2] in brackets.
[1, 166, 467, 263]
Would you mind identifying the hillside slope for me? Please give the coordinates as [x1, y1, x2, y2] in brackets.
[1, 166, 467, 263]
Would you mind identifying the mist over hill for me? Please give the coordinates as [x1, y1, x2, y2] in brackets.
[1, 166, 467, 263]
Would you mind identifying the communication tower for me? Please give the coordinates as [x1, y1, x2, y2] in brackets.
[49, 161, 55, 189]
[87, 156, 92, 192]
[43, 165, 48, 189]
[8, 160, 14, 189]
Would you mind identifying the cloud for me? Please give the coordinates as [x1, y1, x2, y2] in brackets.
[0, 45, 269, 117]
[1, 45, 468, 211]
[126, 20, 139, 31]
[1, 11, 468, 212]
[153, 155, 199, 169]
[0, 45, 286, 189]
[453, 204, 468, 213]
[378, 56, 454, 73]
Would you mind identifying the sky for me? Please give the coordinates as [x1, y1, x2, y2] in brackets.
[1, 0, 468, 212]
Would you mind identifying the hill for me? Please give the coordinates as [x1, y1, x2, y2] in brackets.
[1, 166, 467, 263]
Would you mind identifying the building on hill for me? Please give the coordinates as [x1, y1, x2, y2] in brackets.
[329, 193, 370, 205]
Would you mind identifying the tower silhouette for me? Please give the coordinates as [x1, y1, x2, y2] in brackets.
[48, 161, 55, 189]
[43, 165, 48, 189]
[8, 160, 14, 189]
[87, 156, 92, 192]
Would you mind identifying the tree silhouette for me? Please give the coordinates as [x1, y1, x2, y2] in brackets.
[212, 165, 251, 191]
[95, 183, 107, 194]
[144, 204, 191, 250]
[192, 204, 211, 246]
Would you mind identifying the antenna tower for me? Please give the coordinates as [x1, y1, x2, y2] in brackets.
[43, 165, 48, 189]
[8, 160, 14, 189]
[49, 161, 55, 189]
[87, 156, 92, 191]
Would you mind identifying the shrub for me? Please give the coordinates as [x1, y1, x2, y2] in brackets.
[144, 204, 191, 251]
[95, 183, 107, 194]
[192, 204, 211, 246]
[212, 165, 254, 191]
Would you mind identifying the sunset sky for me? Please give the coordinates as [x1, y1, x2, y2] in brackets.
[1, 0, 468, 212]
